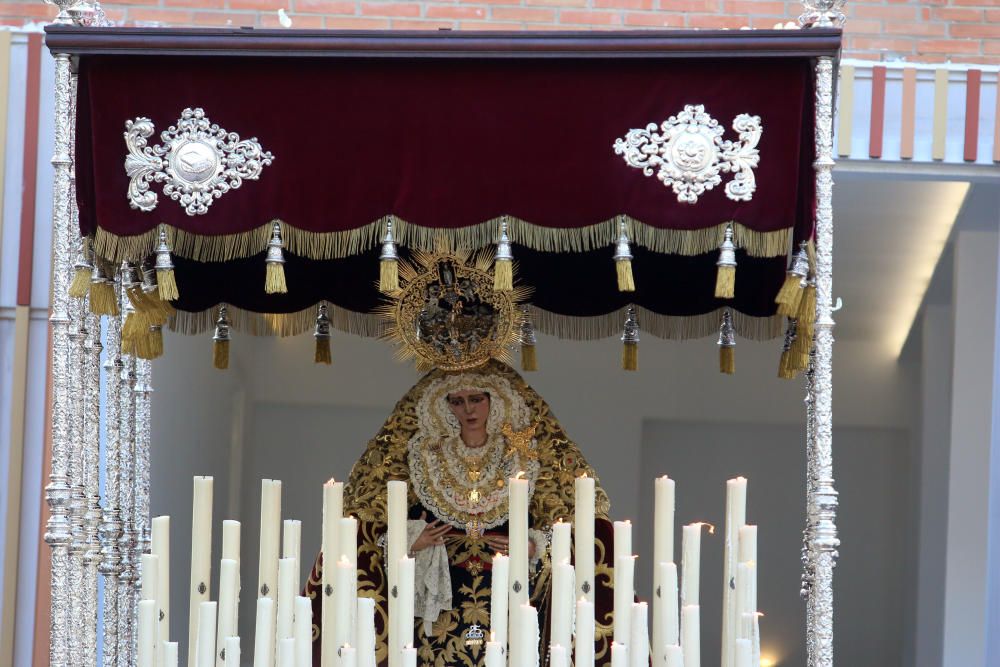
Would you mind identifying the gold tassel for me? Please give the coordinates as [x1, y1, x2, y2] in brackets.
[494, 220, 514, 292]
[718, 309, 736, 375]
[613, 219, 635, 293]
[621, 305, 639, 371]
[379, 258, 399, 293]
[148, 325, 164, 359]
[720, 346, 735, 375]
[213, 306, 231, 370]
[777, 319, 798, 380]
[379, 221, 400, 292]
[157, 268, 179, 301]
[154, 225, 179, 301]
[622, 342, 638, 371]
[89, 279, 119, 317]
[714, 224, 737, 299]
[213, 339, 230, 370]
[315, 337, 332, 365]
[616, 259, 635, 292]
[797, 281, 817, 329]
[69, 266, 92, 298]
[715, 265, 735, 299]
[494, 259, 513, 292]
[265, 262, 287, 295]
[265, 222, 288, 294]
[790, 324, 812, 371]
[521, 344, 537, 372]
[775, 242, 809, 315]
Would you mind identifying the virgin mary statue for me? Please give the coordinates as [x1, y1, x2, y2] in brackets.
[305, 247, 616, 667]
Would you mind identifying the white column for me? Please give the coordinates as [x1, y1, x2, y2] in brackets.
[943, 231, 999, 667]
[914, 304, 952, 667]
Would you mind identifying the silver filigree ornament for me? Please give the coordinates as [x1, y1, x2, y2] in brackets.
[613, 104, 762, 205]
[125, 108, 274, 216]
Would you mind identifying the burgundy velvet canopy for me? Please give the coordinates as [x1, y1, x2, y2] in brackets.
[51, 27, 841, 340]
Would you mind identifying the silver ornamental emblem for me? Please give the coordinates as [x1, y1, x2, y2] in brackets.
[464, 624, 486, 647]
[125, 107, 274, 216]
[613, 104, 762, 205]
[512, 581, 522, 594]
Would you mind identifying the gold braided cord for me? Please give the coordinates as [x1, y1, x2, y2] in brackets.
[342, 360, 612, 529]
[91, 217, 793, 264]
[167, 303, 783, 341]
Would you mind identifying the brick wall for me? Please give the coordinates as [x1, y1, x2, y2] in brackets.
[2, 0, 999, 64]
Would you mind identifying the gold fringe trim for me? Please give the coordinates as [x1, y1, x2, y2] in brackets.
[167, 302, 784, 342]
[91, 217, 794, 264]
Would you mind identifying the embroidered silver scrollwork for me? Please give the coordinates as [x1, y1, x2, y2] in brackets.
[613, 104, 762, 205]
[124, 107, 274, 216]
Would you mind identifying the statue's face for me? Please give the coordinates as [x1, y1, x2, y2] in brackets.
[446, 390, 490, 436]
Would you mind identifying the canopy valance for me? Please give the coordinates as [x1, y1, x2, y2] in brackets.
[50, 27, 841, 341]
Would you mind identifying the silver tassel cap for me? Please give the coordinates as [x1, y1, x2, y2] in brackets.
[213, 305, 231, 343]
[154, 225, 174, 272]
[495, 220, 513, 262]
[520, 306, 537, 346]
[379, 220, 399, 261]
[314, 303, 332, 341]
[788, 241, 809, 279]
[718, 308, 736, 348]
[73, 237, 93, 273]
[612, 220, 633, 263]
[621, 305, 640, 344]
[266, 222, 285, 266]
[716, 225, 737, 269]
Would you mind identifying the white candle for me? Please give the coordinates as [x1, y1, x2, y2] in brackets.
[189, 477, 214, 665]
[681, 605, 699, 667]
[613, 555, 635, 645]
[737, 526, 757, 565]
[486, 640, 504, 667]
[222, 520, 241, 562]
[611, 642, 629, 667]
[550, 644, 568, 667]
[278, 638, 296, 667]
[217, 559, 239, 667]
[340, 516, 360, 632]
[629, 602, 649, 667]
[551, 520, 571, 568]
[138, 599, 157, 667]
[277, 557, 298, 640]
[164, 642, 178, 667]
[664, 645, 683, 667]
[284, 519, 302, 588]
[490, 554, 509, 650]
[722, 478, 747, 667]
[294, 596, 313, 667]
[518, 604, 539, 667]
[224, 637, 240, 667]
[322, 480, 344, 667]
[658, 562, 680, 646]
[356, 597, 377, 667]
[140, 553, 160, 666]
[613, 520, 632, 566]
[509, 474, 530, 607]
[680, 525, 703, 606]
[551, 559, 574, 655]
[259, 479, 282, 601]
[734, 638, 752, 667]
[397, 556, 415, 650]
[252, 597, 275, 667]
[400, 645, 416, 667]
[734, 563, 754, 640]
[331, 556, 354, 651]
[652, 477, 675, 667]
[386, 481, 408, 667]
[574, 475, 596, 602]
[752, 613, 761, 666]
[575, 597, 595, 667]
[197, 601, 218, 667]
[151, 516, 171, 655]
[341, 644, 358, 667]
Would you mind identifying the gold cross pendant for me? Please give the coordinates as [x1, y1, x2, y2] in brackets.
[502, 422, 539, 460]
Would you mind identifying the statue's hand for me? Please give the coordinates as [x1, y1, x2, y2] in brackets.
[483, 534, 536, 558]
[411, 512, 453, 553]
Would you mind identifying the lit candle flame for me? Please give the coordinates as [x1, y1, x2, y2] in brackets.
[515, 471, 527, 480]
[692, 521, 716, 534]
